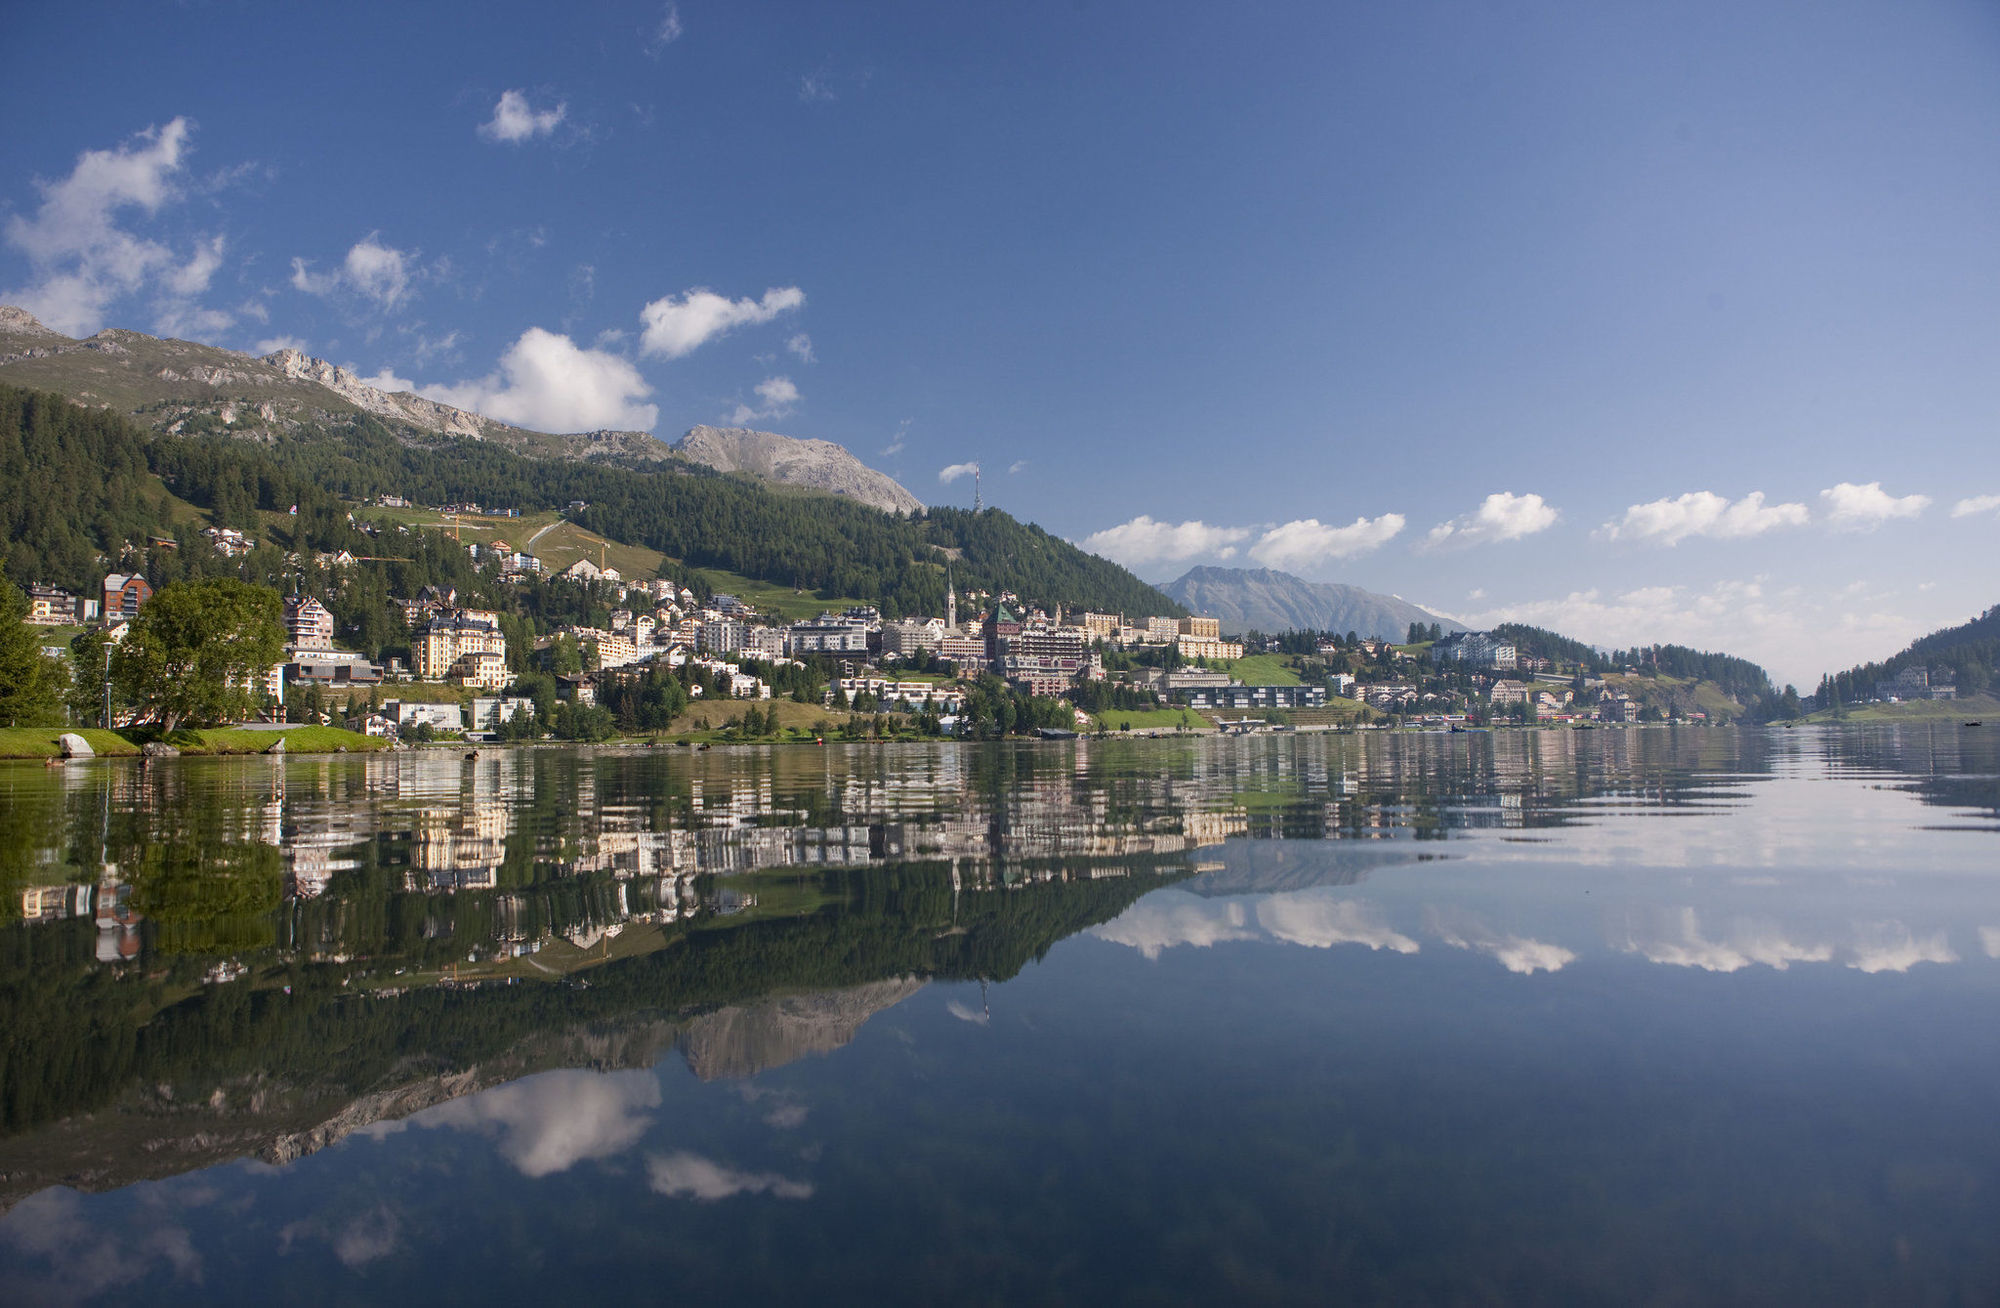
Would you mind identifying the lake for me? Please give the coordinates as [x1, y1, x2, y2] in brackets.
[1, 726, 1996, 1304]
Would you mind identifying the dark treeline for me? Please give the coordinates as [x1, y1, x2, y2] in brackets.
[2, 385, 1178, 620]
[1818, 605, 2000, 706]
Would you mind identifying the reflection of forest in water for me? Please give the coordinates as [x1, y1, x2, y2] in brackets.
[0, 726, 1990, 1208]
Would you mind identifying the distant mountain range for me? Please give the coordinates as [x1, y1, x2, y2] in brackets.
[1159, 566, 1464, 640]
[673, 424, 923, 516]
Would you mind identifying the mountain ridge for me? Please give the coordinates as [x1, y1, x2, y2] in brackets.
[672, 424, 924, 515]
[0, 306, 672, 467]
[1159, 566, 1464, 640]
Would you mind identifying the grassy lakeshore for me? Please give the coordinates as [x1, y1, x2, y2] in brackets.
[0, 724, 388, 758]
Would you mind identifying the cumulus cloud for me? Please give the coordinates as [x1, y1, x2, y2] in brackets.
[350, 365, 415, 394]
[418, 327, 658, 432]
[1008, 460, 1028, 474]
[1442, 576, 1928, 691]
[647, 1152, 813, 1201]
[638, 286, 804, 358]
[1431, 908, 1575, 973]
[480, 90, 567, 143]
[1077, 516, 1251, 570]
[938, 461, 980, 484]
[0, 1188, 202, 1300]
[290, 234, 418, 310]
[727, 375, 800, 425]
[786, 332, 815, 363]
[1257, 894, 1418, 953]
[254, 335, 308, 355]
[1424, 491, 1558, 550]
[1819, 481, 1931, 531]
[1952, 494, 2000, 519]
[1248, 514, 1405, 571]
[1981, 926, 2000, 959]
[410, 1069, 660, 1177]
[3, 116, 235, 338]
[1598, 490, 1810, 546]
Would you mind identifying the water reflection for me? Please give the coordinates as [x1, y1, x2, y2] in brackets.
[0, 725, 1996, 1303]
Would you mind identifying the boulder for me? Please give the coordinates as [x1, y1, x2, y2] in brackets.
[265, 737, 287, 754]
[142, 741, 180, 758]
[57, 733, 93, 759]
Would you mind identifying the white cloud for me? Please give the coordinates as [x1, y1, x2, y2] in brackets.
[350, 365, 415, 394]
[410, 1069, 660, 1177]
[647, 3, 684, 52]
[1952, 494, 2000, 519]
[1442, 576, 1929, 691]
[1008, 460, 1028, 474]
[1819, 481, 1931, 531]
[1980, 926, 2000, 958]
[480, 90, 567, 143]
[1425, 491, 1558, 550]
[786, 332, 815, 363]
[938, 461, 980, 484]
[3, 116, 235, 338]
[1598, 490, 1811, 546]
[647, 1152, 813, 1201]
[882, 419, 910, 457]
[1077, 515, 1251, 570]
[1248, 514, 1405, 571]
[290, 233, 417, 310]
[945, 1000, 990, 1025]
[1431, 908, 1575, 974]
[727, 375, 801, 425]
[799, 74, 836, 104]
[254, 335, 308, 355]
[418, 327, 658, 432]
[638, 286, 805, 358]
[1257, 895, 1418, 953]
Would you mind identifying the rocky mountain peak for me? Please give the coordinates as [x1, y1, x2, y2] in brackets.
[673, 424, 924, 516]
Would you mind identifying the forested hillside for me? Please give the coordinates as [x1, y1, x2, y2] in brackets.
[1818, 606, 2000, 705]
[1494, 623, 1772, 701]
[0, 385, 1180, 620]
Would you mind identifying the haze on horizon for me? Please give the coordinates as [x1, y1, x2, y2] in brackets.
[4, 0, 1996, 688]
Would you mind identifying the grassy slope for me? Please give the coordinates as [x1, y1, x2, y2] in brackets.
[0, 724, 384, 757]
[1222, 653, 1304, 686]
[1809, 692, 2000, 724]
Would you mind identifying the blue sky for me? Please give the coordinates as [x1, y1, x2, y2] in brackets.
[5, 1, 1998, 686]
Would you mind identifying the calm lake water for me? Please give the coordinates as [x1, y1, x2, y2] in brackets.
[1, 726, 1996, 1304]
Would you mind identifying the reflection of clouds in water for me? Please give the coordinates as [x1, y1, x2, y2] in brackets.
[0, 1188, 202, 1304]
[281, 1205, 401, 1269]
[1429, 908, 1573, 974]
[406, 1068, 660, 1177]
[737, 1083, 811, 1129]
[646, 1152, 813, 1201]
[1848, 921, 1957, 974]
[945, 1000, 990, 1025]
[1619, 910, 1958, 974]
[1257, 894, 1418, 953]
[1980, 926, 2000, 959]
[1617, 908, 1833, 973]
[1093, 895, 1259, 960]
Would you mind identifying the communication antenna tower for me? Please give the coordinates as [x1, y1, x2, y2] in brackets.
[973, 469, 982, 513]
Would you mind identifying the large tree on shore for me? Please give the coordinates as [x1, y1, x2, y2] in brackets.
[113, 578, 285, 731]
[0, 569, 68, 727]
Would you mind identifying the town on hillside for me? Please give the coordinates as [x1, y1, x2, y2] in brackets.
[10, 491, 1827, 745]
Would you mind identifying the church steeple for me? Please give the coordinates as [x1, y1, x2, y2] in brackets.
[947, 565, 957, 630]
